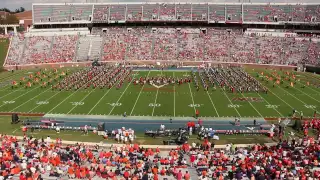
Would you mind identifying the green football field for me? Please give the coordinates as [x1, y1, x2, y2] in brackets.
[0, 67, 319, 119]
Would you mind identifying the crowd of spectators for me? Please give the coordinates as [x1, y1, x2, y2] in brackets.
[1, 129, 320, 179]
[4, 28, 320, 66]
[64, 3, 320, 23]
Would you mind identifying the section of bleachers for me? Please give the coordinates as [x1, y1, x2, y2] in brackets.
[5, 35, 25, 65]
[142, 4, 159, 21]
[51, 35, 78, 63]
[5, 28, 320, 66]
[69, 5, 93, 21]
[305, 5, 320, 22]
[33, 3, 320, 24]
[226, 4, 242, 22]
[109, 4, 126, 21]
[89, 36, 103, 60]
[93, 5, 110, 22]
[292, 5, 307, 22]
[192, 4, 208, 21]
[176, 4, 192, 21]
[22, 36, 52, 64]
[243, 4, 263, 22]
[76, 36, 90, 61]
[159, 4, 176, 21]
[209, 4, 226, 22]
[127, 4, 143, 21]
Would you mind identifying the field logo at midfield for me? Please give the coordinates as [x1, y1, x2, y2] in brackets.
[265, 105, 279, 109]
[107, 102, 122, 107]
[71, 102, 84, 106]
[3, 101, 15, 104]
[188, 104, 202, 108]
[150, 82, 169, 89]
[149, 103, 161, 107]
[228, 104, 241, 108]
[304, 105, 316, 109]
[36, 101, 49, 105]
[232, 97, 263, 102]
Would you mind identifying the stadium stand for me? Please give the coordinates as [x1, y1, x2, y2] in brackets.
[3, 2, 320, 67]
[4, 27, 320, 66]
[32, 3, 320, 24]
[1, 132, 320, 179]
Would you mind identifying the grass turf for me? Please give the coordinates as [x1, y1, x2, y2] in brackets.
[0, 68, 318, 118]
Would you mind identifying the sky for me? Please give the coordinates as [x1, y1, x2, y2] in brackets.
[0, 0, 319, 11]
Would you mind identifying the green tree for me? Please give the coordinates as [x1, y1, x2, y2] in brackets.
[4, 14, 19, 24]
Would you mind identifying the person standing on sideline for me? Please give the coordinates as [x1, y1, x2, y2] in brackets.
[195, 109, 199, 118]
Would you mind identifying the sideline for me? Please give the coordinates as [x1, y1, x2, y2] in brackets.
[8, 135, 277, 150]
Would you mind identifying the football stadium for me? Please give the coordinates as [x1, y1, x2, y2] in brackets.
[0, 1, 319, 179]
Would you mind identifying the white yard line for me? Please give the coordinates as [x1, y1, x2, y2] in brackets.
[256, 93, 283, 117]
[187, 83, 196, 114]
[129, 71, 151, 116]
[151, 71, 162, 116]
[0, 87, 27, 100]
[12, 128, 19, 134]
[88, 87, 114, 114]
[67, 89, 94, 114]
[0, 86, 41, 109]
[173, 71, 176, 117]
[222, 91, 241, 117]
[10, 87, 52, 112]
[108, 79, 134, 116]
[267, 72, 316, 110]
[290, 83, 320, 103]
[28, 91, 61, 113]
[47, 90, 83, 114]
[260, 84, 294, 109]
[241, 93, 264, 118]
[206, 91, 220, 117]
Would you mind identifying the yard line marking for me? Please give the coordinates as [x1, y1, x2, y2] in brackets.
[290, 84, 320, 103]
[108, 78, 134, 116]
[88, 87, 114, 114]
[187, 83, 196, 114]
[258, 83, 294, 109]
[241, 93, 263, 118]
[0, 85, 29, 100]
[130, 71, 151, 116]
[67, 89, 94, 114]
[222, 91, 241, 117]
[266, 71, 316, 110]
[173, 71, 176, 117]
[10, 87, 52, 112]
[0, 86, 41, 109]
[47, 70, 103, 113]
[28, 91, 61, 113]
[206, 91, 220, 117]
[151, 71, 162, 116]
[47, 89, 84, 113]
[256, 93, 283, 117]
